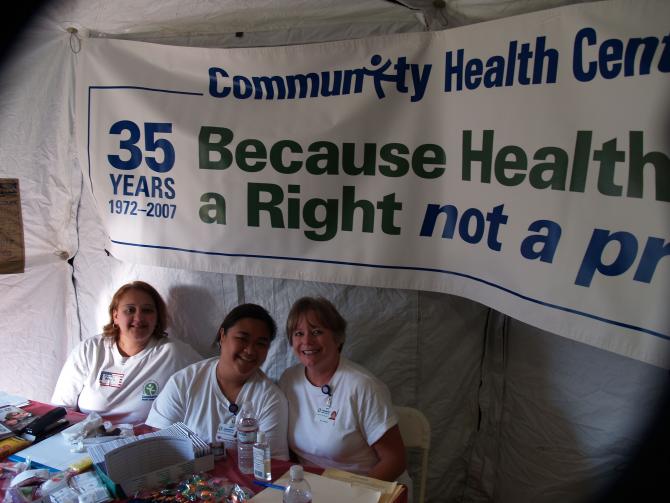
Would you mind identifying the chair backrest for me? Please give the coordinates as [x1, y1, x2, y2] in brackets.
[394, 406, 430, 503]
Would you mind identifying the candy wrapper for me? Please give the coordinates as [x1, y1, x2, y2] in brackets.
[127, 474, 236, 502]
[229, 484, 253, 503]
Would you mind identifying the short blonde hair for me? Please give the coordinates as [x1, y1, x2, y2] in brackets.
[286, 297, 347, 349]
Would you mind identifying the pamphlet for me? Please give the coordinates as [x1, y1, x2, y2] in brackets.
[0, 405, 33, 439]
[0, 391, 29, 408]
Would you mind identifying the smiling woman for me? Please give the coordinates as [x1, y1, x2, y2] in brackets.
[50, 281, 202, 425]
[145, 303, 289, 460]
[280, 297, 407, 482]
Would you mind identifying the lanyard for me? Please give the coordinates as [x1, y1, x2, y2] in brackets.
[321, 384, 332, 407]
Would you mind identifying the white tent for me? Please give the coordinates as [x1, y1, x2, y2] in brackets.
[1, 1, 668, 501]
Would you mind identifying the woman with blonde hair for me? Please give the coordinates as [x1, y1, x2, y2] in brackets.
[51, 281, 200, 424]
[280, 296, 406, 481]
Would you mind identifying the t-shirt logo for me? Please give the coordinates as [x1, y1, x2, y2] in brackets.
[141, 381, 159, 401]
[99, 371, 124, 388]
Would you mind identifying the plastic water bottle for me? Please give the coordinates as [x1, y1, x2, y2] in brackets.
[235, 403, 258, 474]
[283, 465, 312, 503]
[253, 431, 272, 481]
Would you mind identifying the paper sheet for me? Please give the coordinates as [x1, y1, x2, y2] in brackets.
[251, 470, 381, 503]
[321, 468, 400, 503]
[0, 392, 29, 407]
[9, 431, 90, 471]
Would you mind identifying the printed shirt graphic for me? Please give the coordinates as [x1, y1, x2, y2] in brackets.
[99, 371, 125, 388]
[141, 380, 160, 401]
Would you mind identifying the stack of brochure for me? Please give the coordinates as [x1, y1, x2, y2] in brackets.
[87, 422, 210, 468]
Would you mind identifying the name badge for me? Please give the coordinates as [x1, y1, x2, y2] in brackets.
[216, 422, 237, 447]
[315, 405, 338, 426]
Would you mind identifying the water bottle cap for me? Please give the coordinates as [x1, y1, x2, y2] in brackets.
[290, 465, 304, 480]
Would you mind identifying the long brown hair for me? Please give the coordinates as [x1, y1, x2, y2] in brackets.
[102, 281, 168, 341]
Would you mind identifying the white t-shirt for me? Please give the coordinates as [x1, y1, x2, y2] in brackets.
[146, 357, 289, 460]
[279, 357, 398, 475]
[51, 335, 201, 425]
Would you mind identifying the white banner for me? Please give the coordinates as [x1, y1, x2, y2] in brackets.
[76, 0, 670, 366]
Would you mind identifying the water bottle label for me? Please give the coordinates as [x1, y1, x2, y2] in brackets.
[238, 430, 257, 444]
[253, 445, 271, 480]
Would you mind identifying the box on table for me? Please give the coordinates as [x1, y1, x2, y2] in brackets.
[88, 429, 214, 498]
[95, 453, 214, 498]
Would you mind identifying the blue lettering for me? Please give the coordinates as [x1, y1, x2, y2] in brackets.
[520, 220, 562, 263]
[575, 229, 638, 287]
[208, 67, 230, 98]
[573, 27, 598, 82]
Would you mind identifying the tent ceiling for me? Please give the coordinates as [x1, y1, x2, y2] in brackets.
[42, 0, 596, 42]
[47, 0, 426, 39]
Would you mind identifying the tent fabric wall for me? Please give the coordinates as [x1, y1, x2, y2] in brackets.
[0, 7, 80, 403]
[1, 1, 667, 502]
[464, 316, 668, 502]
[0, 263, 79, 399]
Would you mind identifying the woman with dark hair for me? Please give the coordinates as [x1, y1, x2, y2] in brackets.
[51, 281, 201, 424]
[279, 296, 406, 481]
[146, 303, 289, 459]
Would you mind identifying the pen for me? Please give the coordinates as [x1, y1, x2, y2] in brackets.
[253, 480, 287, 491]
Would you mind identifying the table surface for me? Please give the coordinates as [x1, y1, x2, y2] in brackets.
[213, 447, 322, 492]
[1, 402, 407, 502]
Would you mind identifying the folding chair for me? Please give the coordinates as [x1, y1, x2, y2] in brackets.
[394, 406, 431, 503]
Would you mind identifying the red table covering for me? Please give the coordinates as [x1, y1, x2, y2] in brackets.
[212, 448, 322, 494]
[1, 403, 407, 503]
[216, 449, 407, 502]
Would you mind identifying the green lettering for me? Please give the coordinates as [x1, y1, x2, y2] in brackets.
[594, 138, 625, 196]
[379, 143, 410, 177]
[303, 198, 339, 241]
[495, 145, 527, 186]
[462, 130, 493, 183]
[341, 186, 374, 232]
[198, 126, 233, 170]
[270, 140, 303, 174]
[342, 143, 377, 176]
[306, 141, 339, 175]
[377, 193, 402, 235]
[236, 139, 267, 172]
[199, 192, 226, 224]
[628, 131, 670, 202]
[412, 144, 446, 179]
[568, 131, 592, 193]
[247, 183, 284, 227]
[530, 147, 568, 190]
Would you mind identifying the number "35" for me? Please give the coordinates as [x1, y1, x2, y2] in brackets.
[107, 120, 175, 173]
